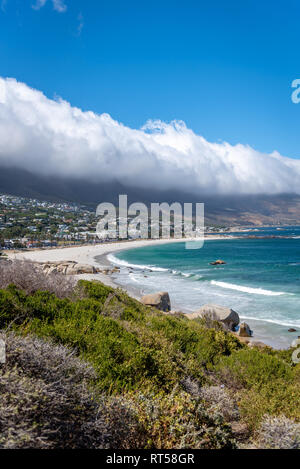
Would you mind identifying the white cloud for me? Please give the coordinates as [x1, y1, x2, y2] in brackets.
[52, 0, 66, 13]
[32, 0, 67, 13]
[1, 76, 300, 196]
[32, 0, 47, 10]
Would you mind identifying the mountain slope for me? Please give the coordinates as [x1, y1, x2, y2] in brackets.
[2, 166, 300, 225]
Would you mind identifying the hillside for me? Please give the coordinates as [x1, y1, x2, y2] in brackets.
[0, 260, 300, 448]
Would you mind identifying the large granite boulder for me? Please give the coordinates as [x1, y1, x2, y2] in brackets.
[65, 265, 81, 275]
[186, 304, 239, 330]
[41, 261, 98, 275]
[238, 322, 252, 337]
[141, 292, 171, 312]
[68, 264, 96, 274]
[46, 265, 58, 275]
[210, 259, 226, 265]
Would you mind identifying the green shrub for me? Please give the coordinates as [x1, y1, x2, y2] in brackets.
[215, 348, 294, 390]
[0, 281, 242, 393]
[214, 348, 300, 429]
[0, 330, 238, 450]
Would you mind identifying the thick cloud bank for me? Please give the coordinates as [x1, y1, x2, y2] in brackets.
[0, 76, 300, 196]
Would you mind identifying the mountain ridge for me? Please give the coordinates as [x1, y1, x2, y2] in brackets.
[2, 166, 300, 226]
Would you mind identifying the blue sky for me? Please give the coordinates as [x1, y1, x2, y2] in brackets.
[0, 0, 300, 159]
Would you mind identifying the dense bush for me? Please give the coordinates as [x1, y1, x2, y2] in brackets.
[198, 385, 239, 422]
[255, 415, 300, 449]
[0, 332, 150, 449]
[0, 280, 242, 392]
[180, 377, 239, 422]
[0, 332, 236, 450]
[122, 388, 237, 449]
[215, 348, 300, 429]
[0, 259, 76, 298]
[0, 332, 109, 448]
[215, 348, 294, 390]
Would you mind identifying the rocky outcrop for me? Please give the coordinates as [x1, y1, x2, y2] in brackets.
[248, 341, 269, 349]
[238, 322, 253, 337]
[69, 264, 97, 274]
[40, 260, 121, 276]
[141, 292, 171, 312]
[210, 259, 226, 265]
[186, 304, 239, 330]
[101, 267, 120, 275]
[41, 261, 99, 275]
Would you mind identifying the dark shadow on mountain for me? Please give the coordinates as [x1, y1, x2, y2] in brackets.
[1, 166, 300, 225]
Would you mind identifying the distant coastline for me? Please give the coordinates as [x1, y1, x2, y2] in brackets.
[7, 232, 300, 350]
[7, 237, 207, 289]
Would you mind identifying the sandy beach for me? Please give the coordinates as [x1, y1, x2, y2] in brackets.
[8, 237, 209, 292]
[7, 235, 298, 349]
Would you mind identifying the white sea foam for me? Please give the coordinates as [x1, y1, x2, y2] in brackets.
[239, 315, 300, 328]
[167, 270, 203, 280]
[128, 273, 141, 283]
[210, 280, 286, 296]
[107, 254, 168, 272]
[109, 254, 203, 278]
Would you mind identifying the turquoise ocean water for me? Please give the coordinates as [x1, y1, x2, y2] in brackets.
[108, 227, 300, 349]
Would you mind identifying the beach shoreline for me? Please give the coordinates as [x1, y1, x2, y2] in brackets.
[7, 235, 297, 349]
[7, 237, 206, 290]
[7, 236, 231, 289]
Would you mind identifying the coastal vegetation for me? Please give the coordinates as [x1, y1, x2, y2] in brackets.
[0, 260, 299, 449]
